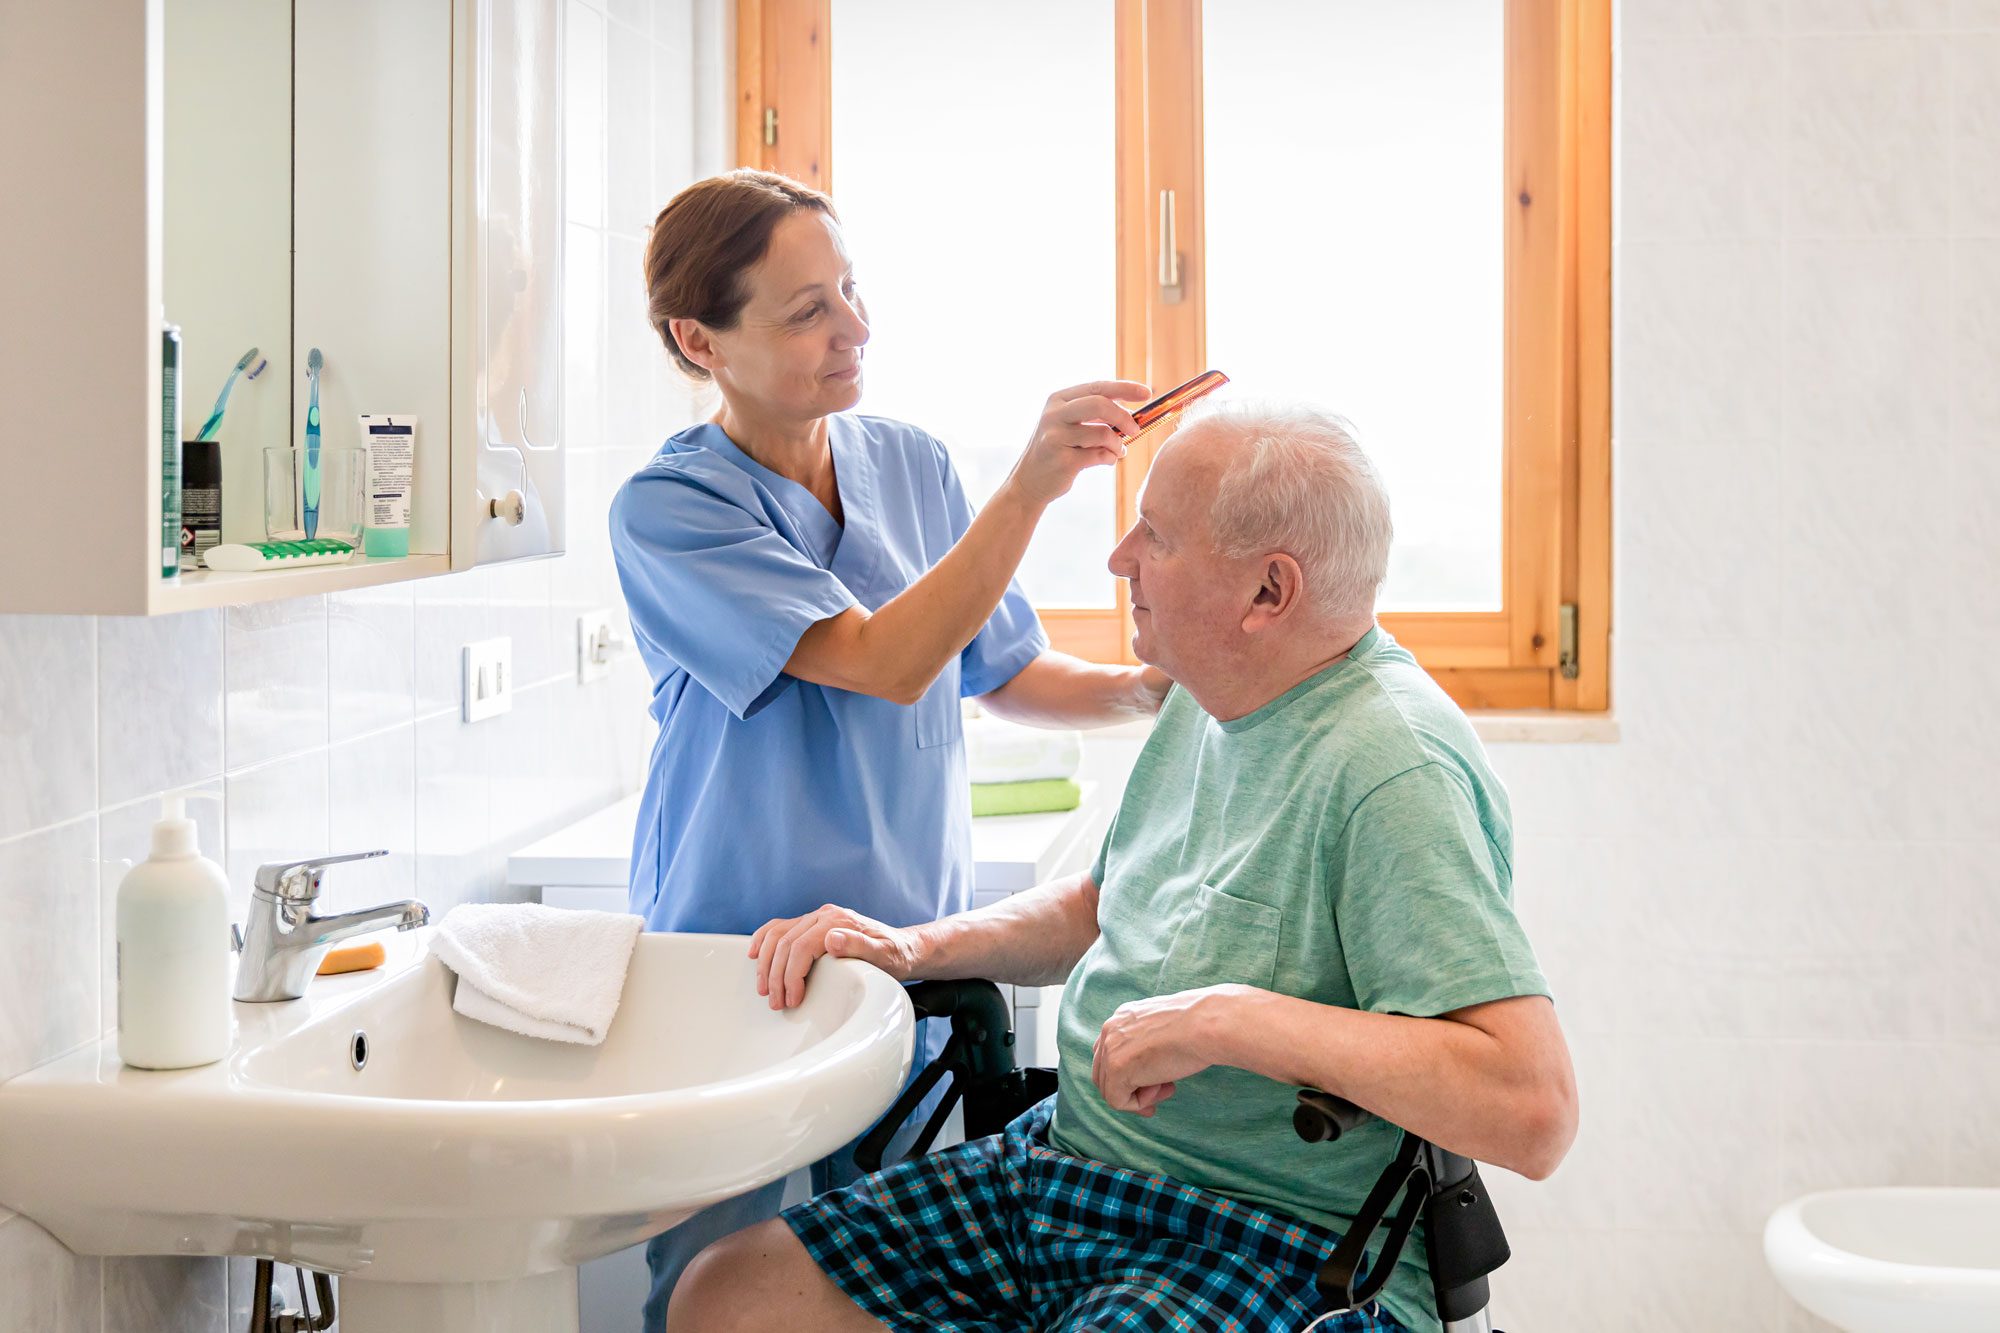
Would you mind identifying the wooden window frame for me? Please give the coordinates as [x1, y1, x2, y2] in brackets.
[737, 0, 1610, 712]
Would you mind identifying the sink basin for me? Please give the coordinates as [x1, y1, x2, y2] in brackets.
[1766, 1189, 2000, 1332]
[0, 929, 912, 1333]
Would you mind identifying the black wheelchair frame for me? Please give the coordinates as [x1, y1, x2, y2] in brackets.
[855, 980, 1512, 1331]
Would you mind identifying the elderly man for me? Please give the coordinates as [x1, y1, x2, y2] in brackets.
[668, 403, 1577, 1333]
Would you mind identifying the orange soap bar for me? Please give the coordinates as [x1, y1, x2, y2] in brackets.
[317, 941, 387, 976]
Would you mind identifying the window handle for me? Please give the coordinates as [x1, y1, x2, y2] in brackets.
[1158, 189, 1184, 304]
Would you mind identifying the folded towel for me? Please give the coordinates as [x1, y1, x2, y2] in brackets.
[964, 713, 1083, 786]
[971, 778, 1082, 818]
[432, 902, 643, 1045]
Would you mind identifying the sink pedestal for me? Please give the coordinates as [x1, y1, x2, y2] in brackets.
[340, 1269, 580, 1333]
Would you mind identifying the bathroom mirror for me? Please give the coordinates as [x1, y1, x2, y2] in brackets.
[162, 0, 295, 549]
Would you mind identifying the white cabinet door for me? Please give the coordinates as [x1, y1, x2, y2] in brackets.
[462, 0, 565, 565]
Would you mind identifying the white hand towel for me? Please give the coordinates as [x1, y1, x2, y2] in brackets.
[964, 713, 1083, 786]
[432, 902, 643, 1046]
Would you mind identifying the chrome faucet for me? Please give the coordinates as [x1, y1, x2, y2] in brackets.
[233, 851, 430, 1002]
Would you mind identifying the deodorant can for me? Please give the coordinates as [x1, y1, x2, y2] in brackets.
[180, 438, 221, 573]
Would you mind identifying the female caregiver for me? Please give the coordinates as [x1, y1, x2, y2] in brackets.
[610, 168, 1169, 1327]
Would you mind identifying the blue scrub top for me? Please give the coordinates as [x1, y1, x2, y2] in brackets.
[609, 413, 1047, 935]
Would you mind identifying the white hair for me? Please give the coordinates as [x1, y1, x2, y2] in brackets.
[1183, 401, 1393, 622]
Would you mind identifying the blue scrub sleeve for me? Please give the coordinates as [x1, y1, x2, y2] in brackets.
[927, 438, 1048, 697]
[611, 463, 858, 720]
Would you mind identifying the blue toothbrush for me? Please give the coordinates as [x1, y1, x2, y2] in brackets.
[303, 347, 324, 539]
[194, 346, 266, 442]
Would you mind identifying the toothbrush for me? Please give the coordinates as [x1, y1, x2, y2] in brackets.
[303, 347, 323, 540]
[194, 346, 266, 442]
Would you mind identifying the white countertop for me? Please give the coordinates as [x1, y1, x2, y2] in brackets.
[506, 784, 1106, 898]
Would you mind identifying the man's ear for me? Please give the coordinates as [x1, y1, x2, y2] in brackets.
[1242, 554, 1306, 634]
[669, 318, 722, 375]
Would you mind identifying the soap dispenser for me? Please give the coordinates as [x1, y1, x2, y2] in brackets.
[116, 795, 232, 1069]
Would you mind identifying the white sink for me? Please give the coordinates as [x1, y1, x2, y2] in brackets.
[0, 930, 912, 1333]
[1766, 1189, 2000, 1332]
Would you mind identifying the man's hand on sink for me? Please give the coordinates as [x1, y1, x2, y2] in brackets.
[749, 905, 920, 1010]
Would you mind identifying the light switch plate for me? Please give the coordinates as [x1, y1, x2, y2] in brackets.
[462, 636, 513, 722]
[576, 608, 618, 684]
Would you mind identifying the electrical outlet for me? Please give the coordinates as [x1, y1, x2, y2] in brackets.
[462, 637, 513, 722]
[576, 608, 622, 684]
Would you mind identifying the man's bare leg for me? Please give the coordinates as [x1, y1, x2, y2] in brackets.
[664, 1217, 887, 1333]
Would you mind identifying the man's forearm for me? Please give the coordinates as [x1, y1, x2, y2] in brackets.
[1208, 989, 1576, 1180]
[980, 652, 1162, 729]
[909, 871, 1101, 988]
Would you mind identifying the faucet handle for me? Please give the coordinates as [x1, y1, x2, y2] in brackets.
[252, 849, 388, 902]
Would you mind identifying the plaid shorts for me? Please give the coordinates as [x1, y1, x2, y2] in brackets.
[783, 1097, 1410, 1333]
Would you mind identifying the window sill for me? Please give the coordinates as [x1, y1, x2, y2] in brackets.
[1470, 711, 1620, 744]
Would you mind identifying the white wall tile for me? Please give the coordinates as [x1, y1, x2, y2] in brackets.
[1774, 840, 1951, 1039]
[1623, 0, 1784, 36]
[488, 681, 560, 859]
[0, 1215, 100, 1333]
[414, 711, 496, 913]
[327, 725, 417, 913]
[604, 233, 661, 453]
[328, 584, 415, 744]
[1777, 1040, 1962, 1194]
[224, 596, 329, 768]
[97, 608, 223, 807]
[653, 12, 696, 203]
[0, 817, 100, 1082]
[565, 0, 606, 229]
[1952, 35, 2000, 233]
[1622, 37, 1784, 240]
[102, 1255, 227, 1333]
[1616, 438, 1781, 642]
[223, 751, 330, 926]
[1617, 241, 1782, 442]
[1949, 240, 2000, 442]
[1775, 438, 1952, 642]
[1782, 240, 1950, 449]
[0, 615, 97, 842]
[604, 0, 650, 40]
[605, 17, 658, 237]
[1785, 35, 1950, 235]
[489, 558, 560, 688]
[1787, 0, 1953, 30]
[564, 222, 607, 450]
[1612, 1231, 1785, 1333]
[412, 567, 493, 719]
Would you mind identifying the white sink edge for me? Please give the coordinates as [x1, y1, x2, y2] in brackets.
[1767, 1190, 2000, 1288]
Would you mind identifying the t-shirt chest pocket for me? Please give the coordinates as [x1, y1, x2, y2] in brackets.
[1158, 883, 1282, 992]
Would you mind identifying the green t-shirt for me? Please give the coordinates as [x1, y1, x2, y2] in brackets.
[1048, 626, 1549, 1333]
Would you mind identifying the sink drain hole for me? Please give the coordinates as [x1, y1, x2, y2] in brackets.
[349, 1030, 368, 1071]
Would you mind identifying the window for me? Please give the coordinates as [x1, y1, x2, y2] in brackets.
[734, 0, 1610, 710]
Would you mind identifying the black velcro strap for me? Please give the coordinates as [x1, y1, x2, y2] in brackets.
[1314, 1132, 1430, 1313]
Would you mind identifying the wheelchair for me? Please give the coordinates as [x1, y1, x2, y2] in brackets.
[856, 980, 1512, 1333]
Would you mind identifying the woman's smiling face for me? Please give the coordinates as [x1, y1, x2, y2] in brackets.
[700, 210, 870, 421]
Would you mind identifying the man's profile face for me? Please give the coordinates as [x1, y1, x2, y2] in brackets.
[1107, 432, 1246, 680]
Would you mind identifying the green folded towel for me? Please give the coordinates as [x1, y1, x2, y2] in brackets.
[970, 778, 1082, 818]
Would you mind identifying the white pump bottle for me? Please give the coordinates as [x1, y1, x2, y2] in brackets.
[116, 795, 232, 1069]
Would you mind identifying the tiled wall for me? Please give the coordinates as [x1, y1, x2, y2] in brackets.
[0, 1, 726, 1327]
[1482, 3, 2000, 1329]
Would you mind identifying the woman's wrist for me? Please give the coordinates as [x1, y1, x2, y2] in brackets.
[992, 471, 1054, 519]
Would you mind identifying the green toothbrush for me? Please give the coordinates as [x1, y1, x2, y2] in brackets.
[194, 346, 266, 442]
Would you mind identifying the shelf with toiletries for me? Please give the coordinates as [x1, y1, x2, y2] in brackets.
[0, 0, 564, 616]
